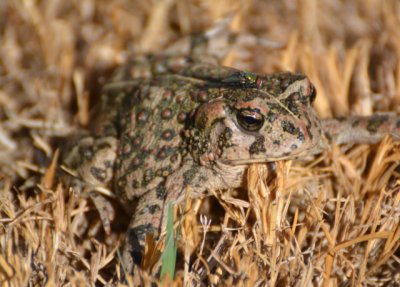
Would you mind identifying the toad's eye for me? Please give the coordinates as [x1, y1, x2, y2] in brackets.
[236, 109, 264, 132]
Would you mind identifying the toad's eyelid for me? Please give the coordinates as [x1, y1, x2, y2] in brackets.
[240, 108, 262, 116]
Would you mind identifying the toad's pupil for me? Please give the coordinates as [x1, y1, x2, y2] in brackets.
[245, 116, 258, 124]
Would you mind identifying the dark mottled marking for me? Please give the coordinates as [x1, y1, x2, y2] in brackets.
[268, 103, 289, 116]
[126, 227, 144, 265]
[281, 120, 304, 142]
[278, 73, 305, 91]
[132, 179, 140, 189]
[241, 92, 258, 102]
[128, 224, 156, 242]
[161, 108, 173, 119]
[198, 91, 208, 102]
[175, 94, 184, 103]
[161, 129, 175, 141]
[281, 121, 297, 135]
[156, 146, 174, 160]
[157, 166, 173, 177]
[162, 90, 173, 100]
[196, 113, 209, 130]
[286, 93, 300, 115]
[80, 148, 93, 158]
[304, 113, 314, 140]
[156, 169, 163, 177]
[90, 167, 107, 181]
[194, 175, 208, 188]
[297, 131, 305, 142]
[97, 142, 114, 151]
[183, 166, 198, 185]
[131, 157, 143, 168]
[156, 148, 166, 159]
[352, 119, 360, 128]
[105, 160, 114, 169]
[117, 178, 127, 188]
[156, 183, 167, 200]
[396, 119, 400, 128]
[136, 110, 148, 123]
[273, 139, 281, 145]
[218, 127, 233, 149]
[192, 90, 208, 102]
[142, 169, 155, 185]
[121, 144, 131, 155]
[306, 124, 313, 141]
[177, 112, 187, 123]
[140, 204, 161, 215]
[94, 122, 116, 137]
[142, 145, 151, 153]
[266, 111, 277, 123]
[132, 137, 142, 146]
[170, 153, 179, 162]
[367, 115, 389, 134]
[223, 127, 233, 139]
[249, 136, 266, 155]
[290, 144, 298, 150]
[139, 87, 150, 100]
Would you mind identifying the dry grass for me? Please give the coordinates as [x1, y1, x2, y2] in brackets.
[1, 0, 400, 286]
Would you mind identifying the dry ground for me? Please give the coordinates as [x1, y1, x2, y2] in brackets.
[1, 0, 400, 286]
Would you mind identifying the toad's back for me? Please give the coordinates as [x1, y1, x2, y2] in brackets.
[104, 74, 205, 202]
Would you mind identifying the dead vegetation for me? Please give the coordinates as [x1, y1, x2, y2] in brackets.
[1, 0, 400, 286]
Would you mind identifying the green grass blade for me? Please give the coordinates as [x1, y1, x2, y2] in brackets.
[160, 203, 177, 281]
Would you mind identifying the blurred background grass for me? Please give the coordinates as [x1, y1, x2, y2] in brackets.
[0, 1, 400, 285]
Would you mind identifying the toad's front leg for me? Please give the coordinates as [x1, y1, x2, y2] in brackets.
[121, 161, 216, 275]
[122, 189, 165, 274]
[121, 179, 188, 275]
[321, 114, 400, 145]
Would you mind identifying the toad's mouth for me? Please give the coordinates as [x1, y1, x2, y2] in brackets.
[219, 141, 326, 166]
[220, 157, 294, 165]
